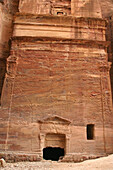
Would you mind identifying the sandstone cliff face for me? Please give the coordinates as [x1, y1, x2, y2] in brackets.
[99, 0, 113, 18]
[99, 0, 113, 102]
[0, 0, 19, 59]
[0, 0, 19, 101]
[0, 0, 113, 162]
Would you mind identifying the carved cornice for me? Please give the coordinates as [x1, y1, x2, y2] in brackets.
[14, 13, 107, 24]
[11, 37, 110, 48]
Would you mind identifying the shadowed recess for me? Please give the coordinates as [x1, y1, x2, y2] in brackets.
[43, 147, 64, 161]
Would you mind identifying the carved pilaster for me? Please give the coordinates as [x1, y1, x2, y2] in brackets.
[66, 134, 71, 154]
[7, 55, 17, 78]
[1, 55, 18, 107]
[39, 133, 45, 158]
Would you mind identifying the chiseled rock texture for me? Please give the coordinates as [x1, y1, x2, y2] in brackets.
[0, 0, 113, 162]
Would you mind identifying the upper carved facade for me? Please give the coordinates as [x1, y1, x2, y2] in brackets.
[19, 0, 102, 18]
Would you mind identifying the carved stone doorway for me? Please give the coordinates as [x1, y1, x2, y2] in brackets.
[43, 133, 66, 161]
[38, 115, 71, 159]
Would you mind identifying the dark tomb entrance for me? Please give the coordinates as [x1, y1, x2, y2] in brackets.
[43, 147, 64, 161]
[43, 133, 65, 161]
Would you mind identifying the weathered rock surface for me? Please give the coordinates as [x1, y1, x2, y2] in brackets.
[0, 0, 113, 163]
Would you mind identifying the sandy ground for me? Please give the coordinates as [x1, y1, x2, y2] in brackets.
[1, 155, 113, 170]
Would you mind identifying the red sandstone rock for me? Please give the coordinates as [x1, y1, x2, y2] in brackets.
[0, 0, 113, 163]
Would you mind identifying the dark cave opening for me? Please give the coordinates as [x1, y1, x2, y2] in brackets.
[43, 147, 64, 161]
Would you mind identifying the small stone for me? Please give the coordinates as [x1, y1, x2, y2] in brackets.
[14, 164, 19, 167]
[0, 158, 6, 167]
